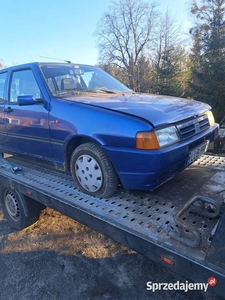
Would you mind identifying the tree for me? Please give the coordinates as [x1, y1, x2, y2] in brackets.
[95, 0, 159, 91]
[151, 10, 189, 97]
[136, 54, 155, 93]
[99, 63, 129, 86]
[189, 0, 225, 121]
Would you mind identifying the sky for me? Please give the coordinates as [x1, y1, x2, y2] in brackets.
[0, 0, 192, 67]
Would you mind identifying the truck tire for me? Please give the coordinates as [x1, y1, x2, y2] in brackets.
[70, 142, 119, 198]
[0, 187, 45, 230]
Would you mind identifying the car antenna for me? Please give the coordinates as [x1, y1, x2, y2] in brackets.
[39, 56, 71, 63]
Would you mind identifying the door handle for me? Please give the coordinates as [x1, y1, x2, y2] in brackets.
[3, 107, 13, 113]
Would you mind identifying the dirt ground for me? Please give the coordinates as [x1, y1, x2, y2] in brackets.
[0, 203, 224, 300]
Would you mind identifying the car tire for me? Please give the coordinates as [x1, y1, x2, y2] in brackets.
[70, 143, 119, 198]
[0, 187, 45, 230]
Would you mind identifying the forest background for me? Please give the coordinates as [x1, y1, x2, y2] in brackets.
[1, 0, 224, 122]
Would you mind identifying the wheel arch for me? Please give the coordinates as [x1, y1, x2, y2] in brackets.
[64, 135, 103, 172]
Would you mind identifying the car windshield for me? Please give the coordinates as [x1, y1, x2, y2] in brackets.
[39, 63, 132, 96]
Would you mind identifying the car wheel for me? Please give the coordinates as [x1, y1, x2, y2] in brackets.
[70, 143, 119, 198]
[0, 187, 45, 230]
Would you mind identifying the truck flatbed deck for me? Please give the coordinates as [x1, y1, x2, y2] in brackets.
[0, 154, 224, 297]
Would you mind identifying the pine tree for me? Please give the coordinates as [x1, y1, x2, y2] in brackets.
[190, 0, 225, 122]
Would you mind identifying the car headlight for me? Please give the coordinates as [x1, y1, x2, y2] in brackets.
[206, 111, 215, 126]
[136, 126, 180, 150]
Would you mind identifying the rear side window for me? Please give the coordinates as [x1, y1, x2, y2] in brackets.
[0, 72, 7, 104]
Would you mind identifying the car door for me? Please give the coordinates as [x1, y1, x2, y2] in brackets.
[0, 71, 8, 148]
[4, 68, 54, 160]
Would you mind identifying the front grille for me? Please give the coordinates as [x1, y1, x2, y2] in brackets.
[177, 114, 210, 140]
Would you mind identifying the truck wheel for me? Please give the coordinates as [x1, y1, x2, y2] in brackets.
[0, 187, 45, 230]
[70, 143, 119, 198]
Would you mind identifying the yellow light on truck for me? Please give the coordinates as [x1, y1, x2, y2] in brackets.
[161, 256, 175, 266]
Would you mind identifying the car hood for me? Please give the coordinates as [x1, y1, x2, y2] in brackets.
[69, 92, 211, 127]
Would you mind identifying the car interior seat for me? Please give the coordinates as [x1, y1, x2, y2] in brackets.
[61, 78, 77, 90]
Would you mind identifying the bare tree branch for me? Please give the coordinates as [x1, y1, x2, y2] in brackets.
[95, 0, 159, 90]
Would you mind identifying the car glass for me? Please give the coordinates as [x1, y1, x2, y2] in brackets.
[9, 69, 42, 103]
[0, 72, 7, 104]
[40, 64, 131, 97]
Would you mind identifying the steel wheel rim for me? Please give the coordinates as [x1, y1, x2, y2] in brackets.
[5, 191, 20, 221]
[75, 154, 103, 192]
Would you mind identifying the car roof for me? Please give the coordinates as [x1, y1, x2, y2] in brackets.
[0, 62, 96, 73]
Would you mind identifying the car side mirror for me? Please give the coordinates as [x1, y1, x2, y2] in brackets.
[17, 95, 44, 106]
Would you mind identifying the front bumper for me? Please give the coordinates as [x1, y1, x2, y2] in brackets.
[103, 124, 219, 190]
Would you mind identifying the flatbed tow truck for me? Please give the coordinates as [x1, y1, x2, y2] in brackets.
[0, 154, 224, 297]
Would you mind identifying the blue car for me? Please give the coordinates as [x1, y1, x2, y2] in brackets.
[0, 63, 219, 197]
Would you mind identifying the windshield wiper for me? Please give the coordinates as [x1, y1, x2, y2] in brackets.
[53, 89, 86, 96]
[53, 88, 117, 97]
[53, 91, 69, 96]
[94, 88, 116, 94]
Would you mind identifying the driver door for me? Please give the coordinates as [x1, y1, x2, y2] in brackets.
[4, 68, 54, 160]
[0, 72, 7, 148]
